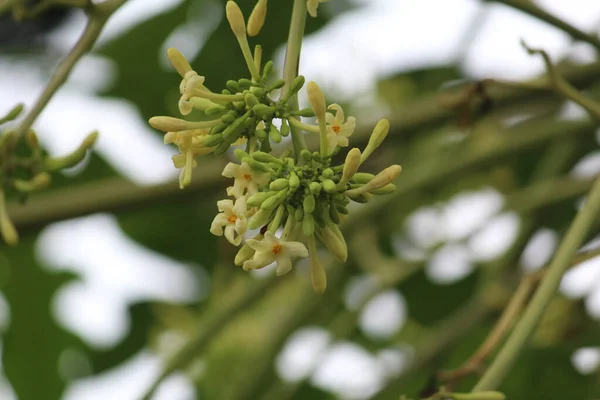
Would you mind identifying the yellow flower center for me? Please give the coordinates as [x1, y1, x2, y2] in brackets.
[332, 125, 341, 134]
[272, 244, 282, 254]
[244, 174, 252, 180]
[228, 215, 237, 223]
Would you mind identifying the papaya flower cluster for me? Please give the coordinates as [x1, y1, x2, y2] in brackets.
[0, 104, 98, 246]
[149, 0, 402, 292]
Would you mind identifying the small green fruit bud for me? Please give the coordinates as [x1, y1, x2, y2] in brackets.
[247, 191, 275, 207]
[309, 182, 321, 195]
[226, 80, 242, 92]
[280, 119, 290, 137]
[269, 125, 282, 143]
[226, 1, 246, 38]
[303, 194, 315, 214]
[268, 79, 286, 91]
[270, 178, 289, 191]
[262, 60, 274, 80]
[247, 0, 267, 37]
[202, 134, 224, 147]
[303, 213, 315, 237]
[249, 208, 273, 230]
[255, 129, 268, 140]
[300, 149, 312, 162]
[289, 172, 300, 189]
[286, 75, 306, 101]
[322, 179, 336, 193]
[244, 92, 260, 108]
[252, 151, 282, 164]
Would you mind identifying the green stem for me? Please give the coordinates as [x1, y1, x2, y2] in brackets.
[287, 116, 319, 133]
[473, 177, 600, 391]
[281, 0, 308, 159]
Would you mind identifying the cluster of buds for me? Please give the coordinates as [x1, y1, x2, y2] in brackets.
[150, 0, 402, 292]
[0, 104, 97, 246]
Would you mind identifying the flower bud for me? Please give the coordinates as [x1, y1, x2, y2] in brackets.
[247, 191, 276, 207]
[452, 392, 506, 400]
[291, 108, 315, 118]
[309, 182, 322, 195]
[322, 179, 337, 193]
[338, 148, 361, 189]
[26, 129, 39, 149]
[226, 80, 242, 92]
[44, 131, 98, 172]
[306, 81, 326, 122]
[167, 48, 193, 78]
[203, 134, 224, 147]
[233, 148, 249, 161]
[262, 60, 274, 80]
[249, 208, 273, 230]
[13, 172, 51, 192]
[360, 119, 390, 164]
[235, 241, 258, 266]
[308, 237, 326, 294]
[351, 172, 375, 184]
[370, 183, 396, 195]
[188, 97, 220, 111]
[345, 165, 402, 197]
[247, 0, 267, 37]
[303, 194, 315, 214]
[267, 79, 286, 91]
[300, 149, 312, 162]
[270, 178, 289, 191]
[294, 207, 304, 222]
[0, 190, 18, 246]
[289, 172, 300, 189]
[252, 151, 282, 164]
[321, 225, 347, 262]
[0, 103, 24, 124]
[280, 119, 290, 137]
[261, 190, 287, 211]
[303, 213, 315, 237]
[268, 124, 282, 143]
[226, 1, 246, 38]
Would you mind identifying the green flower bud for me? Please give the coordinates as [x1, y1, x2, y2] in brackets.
[27, 130, 40, 149]
[222, 89, 232, 95]
[285, 75, 306, 101]
[255, 129, 268, 140]
[0, 190, 18, 246]
[205, 105, 227, 116]
[44, 131, 98, 172]
[300, 149, 313, 162]
[268, 204, 286, 232]
[244, 92, 260, 108]
[303, 213, 315, 237]
[13, 172, 51, 193]
[288, 171, 300, 189]
[312, 151, 321, 162]
[269, 124, 282, 143]
[238, 78, 253, 88]
[306, 81, 326, 122]
[322, 179, 337, 193]
[294, 207, 304, 222]
[336, 204, 349, 214]
[242, 157, 271, 173]
[226, 80, 242, 92]
[303, 194, 315, 214]
[249, 208, 273, 230]
[250, 86, 266, 97]
[309, 182, 321, 195]
[321, 225, 347, 262]
[280, 119, 290, 137]
[221, 112, 237, 123]
[247, 191, 276, 207]
[270, 178, 289, 191]
[451, 392, 506, 400]
[321, 168, 333, 179]
[213, 136, 236, 155]
[262, 60, 274, 80]
[329, 201, 340, 224]
[370, 183, 396, 195]
[253, 104, 276, 119]
[202, 133, 224, 147]
[261, 189, 287, 211]
[0, 103, 24, 125]
[167, 48, 192, 78]
[346, 193, 370, 203]
[189, 97, 221, 111]
[352, 172, 375, 184]
[267, 79, 286, 91]
[252, 151, 282, 164]
[360, 119, 390, 164]
[234, 148, 249, 161]
[259, 137, 272, 152]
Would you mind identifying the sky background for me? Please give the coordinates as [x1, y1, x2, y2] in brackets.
[2, 0, 600, 398]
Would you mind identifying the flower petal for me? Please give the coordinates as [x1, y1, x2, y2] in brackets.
[340, 116, 356, 137]
[328, 103, 344, 124]
[217, 199, 234, 213]
[325, 112, 335, 125]
[222, 162, 240, 178]
[276, 256, 293, 276]
[225, 224, 241, 245]
[247, 238, 273, 252]
[243, 251, 276, 270]
[283, 241, 309, 258]
[337, 136, 349, 148]
[210, 214, 228, 236]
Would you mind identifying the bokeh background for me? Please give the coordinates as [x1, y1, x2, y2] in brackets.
[2, 0, 600, 399]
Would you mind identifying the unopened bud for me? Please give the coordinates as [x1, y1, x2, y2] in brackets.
[360, 119, 390, 164]
[190, 97, 221, 111]
[303, 194, 315, 214]
[309, 182, 321, 195]
[322, 179, 336, 193]
[268, 125, 282, 143]
[270, 178, 289, 191]
[370, 183, 396, 195]
[321, 225, 347, 262]
[306, 81, 326, 121]
[451, 392, 506, 400]
[0, 190, 18, 246]
[226, 1, 246, 38]
[249, 208, 273, 230]
[13, 172, 51, 192]
[308, 237, 326, 294]
[26, 130, 39, 148]
[44, 131, 98, 172]
[167, 48, 193, 78]
[303, 213, 315, 237]
[0, 103, 24, 125]
[338, 148, 361, 189]
[345, 165, 402, 197]
[235, 241, 258, 267]
[289, 172, 300, 189]
[247, 0, 267, 37]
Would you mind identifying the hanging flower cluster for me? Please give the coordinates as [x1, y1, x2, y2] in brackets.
[0, 104, 97, 246]
[149, 0, 402, 292]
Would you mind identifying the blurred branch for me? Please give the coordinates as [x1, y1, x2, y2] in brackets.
[7, 60, 600, 234]
[473, 177, 600, 391]
[486, 0, 600, 52]
[521, 40, 600, 120]
[438, 245, 600, 387]
[11, 0, 128, 141]
[140, 274, 280, 400]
